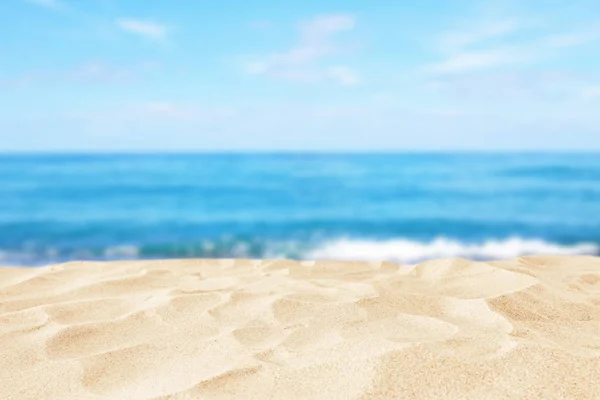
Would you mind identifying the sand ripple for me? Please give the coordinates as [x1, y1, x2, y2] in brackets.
[1, 256, 599, 399]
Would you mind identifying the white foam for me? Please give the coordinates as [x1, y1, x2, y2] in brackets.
[306, 237, 599, 264]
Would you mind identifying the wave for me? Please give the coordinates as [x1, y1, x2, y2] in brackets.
[1, 237, 598, 267]
[306, 237, 599, 264]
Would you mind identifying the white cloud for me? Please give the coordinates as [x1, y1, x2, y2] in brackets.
[428, 16, 599, 74]
[245, 14, 359, 85]
[427, 18, 524, 73]
[581, 86, 600, 100]
[429, 48, 526, 73]
[438, 19, 518, 54]
[117, 19, 167, 41]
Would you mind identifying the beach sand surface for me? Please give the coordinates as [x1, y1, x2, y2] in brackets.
[1, 255, 599, 399]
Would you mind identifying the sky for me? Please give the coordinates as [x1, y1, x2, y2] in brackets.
[1, 0, 600, 151]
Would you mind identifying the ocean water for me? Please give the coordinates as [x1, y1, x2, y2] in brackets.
[1, 153, 599, 266]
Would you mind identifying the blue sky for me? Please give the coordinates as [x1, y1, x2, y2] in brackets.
[1, 0, 599, 151]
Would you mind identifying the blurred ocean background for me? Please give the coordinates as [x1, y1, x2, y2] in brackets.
[1, 152, 599, 267]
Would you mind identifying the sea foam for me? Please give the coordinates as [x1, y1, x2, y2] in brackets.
[306, 237, 599, 264]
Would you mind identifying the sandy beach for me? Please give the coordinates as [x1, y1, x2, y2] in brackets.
[1, 255, 599, 399]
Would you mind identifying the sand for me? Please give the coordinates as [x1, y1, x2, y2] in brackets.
[0, 255, 599, 399]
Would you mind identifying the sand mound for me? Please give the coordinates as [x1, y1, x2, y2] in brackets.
[1, 256, 599, 399]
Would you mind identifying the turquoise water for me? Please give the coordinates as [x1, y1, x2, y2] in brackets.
[1, 153, 599, 266]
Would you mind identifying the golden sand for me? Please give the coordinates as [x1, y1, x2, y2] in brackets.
[1, 256, 599, 399]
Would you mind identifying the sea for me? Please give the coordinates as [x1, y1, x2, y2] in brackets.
[1, 153, 599, 267]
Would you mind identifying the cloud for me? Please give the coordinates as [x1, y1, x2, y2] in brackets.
[581, 86, 600, 101]
[25, 0, 63, 9]
[430, 48, 524, 73]
[427, 17, 599, 74]
[437, 19, 518, 54]
[426, 18, 523, 73]
[245, 14, 359, 85]
[117, 18, 167, 41]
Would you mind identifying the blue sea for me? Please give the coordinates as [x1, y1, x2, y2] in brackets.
[1, 153, 599, 266]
